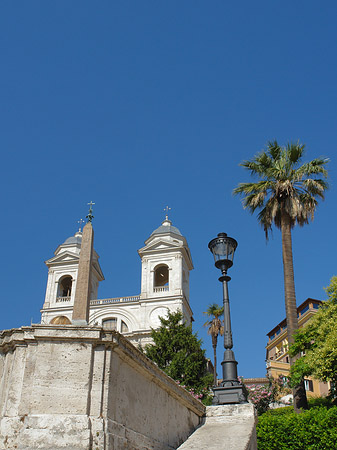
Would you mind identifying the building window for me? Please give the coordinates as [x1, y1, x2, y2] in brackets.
[57, 276, 72, 298]
[300, 305, 309, 315]
[154, 265, 169, 291]
[304, 379, 313, 392]
[121, 321, 129, 333]
[103, 318, 117, 330]
[102, 318, 129, 333]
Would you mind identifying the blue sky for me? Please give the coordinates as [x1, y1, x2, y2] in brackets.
[1, 1, 336, 378]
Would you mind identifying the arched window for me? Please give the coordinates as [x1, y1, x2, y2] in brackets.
[154, 264, 169, 291]
[102, 318, 117, 330]
[57, 276, 72, 301]
[50, 316, 71, 325]
[121, 320, 129, 333]
[102, 318, 129, 333]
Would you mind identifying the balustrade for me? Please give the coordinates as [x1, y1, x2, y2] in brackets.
[153, 286, 169, 293]
[56, 296, 71, 303]
[90, 295, 140, 306]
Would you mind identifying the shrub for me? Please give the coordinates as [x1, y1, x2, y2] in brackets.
[308, 396, 333, 409]
[265, 406, 293, 416]
[257, 406, 337, 450]
[241, 375, 289, 415]
[175, 381, 213, 404]
[246, 383, 275, 415]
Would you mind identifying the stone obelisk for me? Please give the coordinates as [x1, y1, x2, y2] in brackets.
[72, 204, 95, 325]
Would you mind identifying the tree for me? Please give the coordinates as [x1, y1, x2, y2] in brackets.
[203, 303, 224, 386]
[289, 276, 337, 396]
[233, 141, 329, 411]
[145, 311, 213, 395]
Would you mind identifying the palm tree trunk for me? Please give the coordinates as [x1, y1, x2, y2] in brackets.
[213, 344, 217, 386]
[281, 213, 308, 412]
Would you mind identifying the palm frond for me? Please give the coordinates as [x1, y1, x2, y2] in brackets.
[302, 179, 328, 199]
[255, 152, 273, 170]
[203, 303, 224, 318]
[267, 140, 282, 161]
[295, 158, 329, 180]
[286, 142, 305, 165]
[239, 160, 267, 177]
[234, 141, 329, 239]
[257, 198, 279, 238]
[233, 180, 274, 196]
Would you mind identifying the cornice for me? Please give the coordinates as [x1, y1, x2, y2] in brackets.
[45, 251, 80, 267]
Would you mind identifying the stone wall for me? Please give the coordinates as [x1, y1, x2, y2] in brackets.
[0, 325, 205, 450]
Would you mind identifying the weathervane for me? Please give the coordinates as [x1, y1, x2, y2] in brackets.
[86, 201, 95, 223]
[77, 218, 85, 232]
[164, 205, 171, 220]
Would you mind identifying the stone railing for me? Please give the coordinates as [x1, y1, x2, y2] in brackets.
[153, 286, 169, 293]
[90, 295, 141, 306]
[56, 296, 71, 303]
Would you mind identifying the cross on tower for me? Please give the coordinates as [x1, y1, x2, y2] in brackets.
[77, 218, 85, 232]
[86, 201, 95, 223]
[164, 206, 171, 220]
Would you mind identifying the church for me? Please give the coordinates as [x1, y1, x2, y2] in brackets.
[40, 211, 194, 347]
[0, 206, 257, 449]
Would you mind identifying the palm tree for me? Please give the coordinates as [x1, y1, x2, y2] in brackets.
[233, 141, 329, 411]
[204, 303, 224, 386]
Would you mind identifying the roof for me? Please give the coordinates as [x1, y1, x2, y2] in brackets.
[150, 219, 182, 237]
[62, 232, 82, 245]
[266, 298, 322, 338]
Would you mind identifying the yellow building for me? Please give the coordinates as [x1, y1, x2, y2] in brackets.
[266, 298, 330, 397]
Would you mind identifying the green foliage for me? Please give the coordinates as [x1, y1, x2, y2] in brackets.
[289, 276, 337, 392]
[145, 311, 213, 396]
[204, 303, 224, 319]
[325, 275, 337, 303]
[264, 406, 293, 416]
[257, 406, 337, 450]
[308, 396, 334, 408]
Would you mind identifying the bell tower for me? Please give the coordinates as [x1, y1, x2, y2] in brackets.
[137, 215, 193, 325]
[41, 218, 104, 325]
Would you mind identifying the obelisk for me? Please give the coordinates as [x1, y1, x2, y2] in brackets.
[72, 203, 95, 325]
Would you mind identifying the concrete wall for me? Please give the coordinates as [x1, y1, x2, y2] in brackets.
[0, 325, 204, 450]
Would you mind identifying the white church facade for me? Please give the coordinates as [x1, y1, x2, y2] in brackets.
[41, 217, 194, 347]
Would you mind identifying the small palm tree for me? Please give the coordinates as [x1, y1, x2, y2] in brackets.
[233, 140, 329, 412]
[204, 303, 224, 386]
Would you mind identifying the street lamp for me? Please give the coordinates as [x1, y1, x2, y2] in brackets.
[208, 232, 247, 405]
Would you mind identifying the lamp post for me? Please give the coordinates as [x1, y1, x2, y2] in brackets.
[208, 232, 247, 405]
